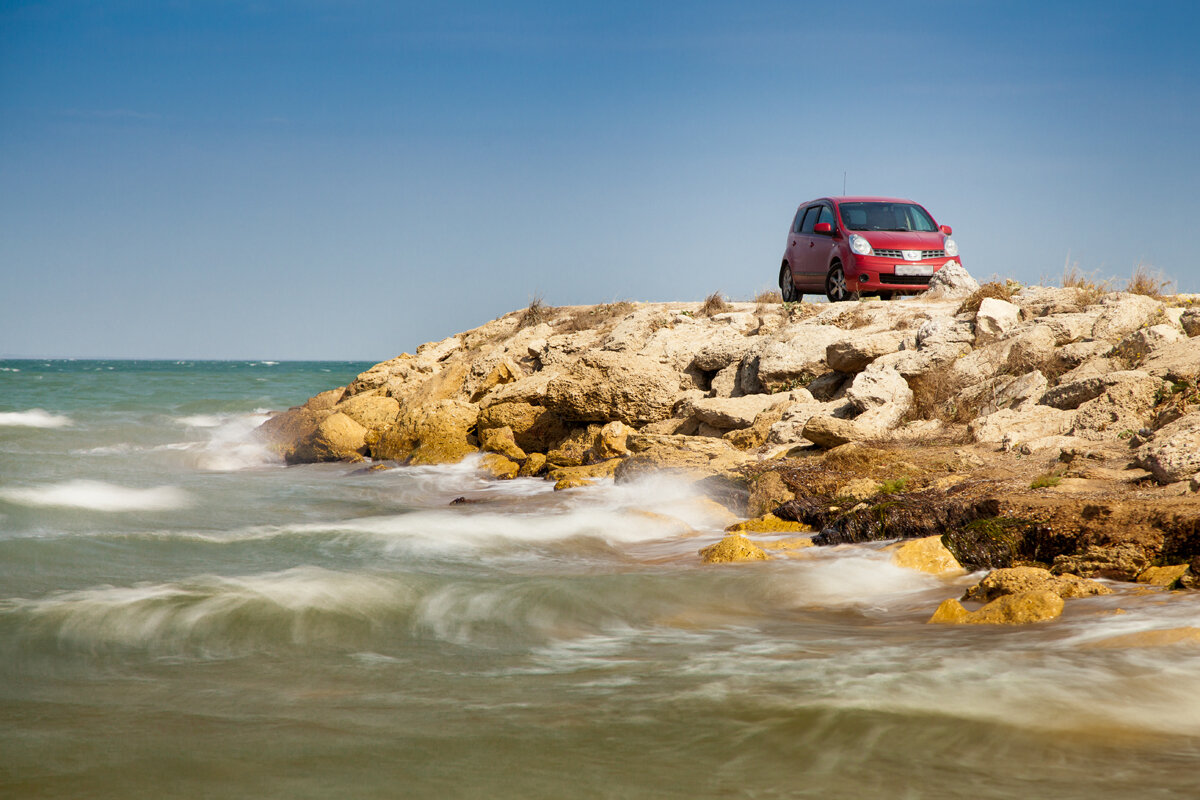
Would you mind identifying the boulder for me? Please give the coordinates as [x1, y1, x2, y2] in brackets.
[755, 326, 848, 391]
[333, 393, 400, 434]
[974, 297, 1022, 345]
[725, 405, 790, 450]
[1182, 309, 1200, 337]
[889, 536, 963, 574]
[845, 365, 912, 428]
[684, 394, 787, 430]
[1040, 370, 1153, 411]
[547, 458, 621, 483]
[838, 478, 883, 501]
[1136, 412, 1200, 483]
[544, 352, 681, 425]
[969, 406, 1073, 447]
[518, 452, 547, 477]
[1071, 372, 1161, 437]
[802, 415, 872, 448]
[924, 261, 980, 299]
[477, 402, 569, 454]
[963, 566, 1111, 602]
[1137, 337, 1200, 382]
[745, 470, 795, 517]
[690, 330, 757, 372]
[546, 425, 602, 467]
[1137, 564, 1191, 588]
[1052, 542, 1154, 581]
[1110, 324, 1185, 365]
[370, 399, 479, 465]
[725, 513, 811, 534]
[929, 590, 1064, 625]
[478, 452, 520, 479]
[591, 421, 630, 460]
[699, 534, 769, 564]
[258, 407, 325, 455]
[615, 433, 749, 482]
[1091, 294, 1164, 343]
[826, 332, 905, 373]
[304, 387, 347, 411]
[287, 412, 368, 463]
[1004, 325, 1058, 373]
[479, 426, 527, 462]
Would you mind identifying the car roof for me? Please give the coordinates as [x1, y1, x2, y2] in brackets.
[795, 196, 920, 208]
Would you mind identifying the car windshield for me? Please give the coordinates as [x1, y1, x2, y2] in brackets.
[838, 202, 936, 232]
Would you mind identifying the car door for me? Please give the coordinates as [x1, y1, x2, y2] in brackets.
[795, 204, 836, 286]
[789, 206, 821, 288]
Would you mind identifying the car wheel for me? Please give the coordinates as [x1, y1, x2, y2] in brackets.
[825, 263, 859, 303]
[877, 292, 895, 301]
[779, 262, 800, 303]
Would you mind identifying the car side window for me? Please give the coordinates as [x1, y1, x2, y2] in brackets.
[816, 205, 835, 232]
[799, 206, 819, 234]
[792, 209, 805, 234]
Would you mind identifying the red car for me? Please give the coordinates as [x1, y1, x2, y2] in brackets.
[778, 196, 960, 302]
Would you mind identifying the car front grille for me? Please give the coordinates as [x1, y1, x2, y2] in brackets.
[879, 274, 933, 286]
[873, 249, 946, 259]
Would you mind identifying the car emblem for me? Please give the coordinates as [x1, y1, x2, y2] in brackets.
[902, 250, 922, 261]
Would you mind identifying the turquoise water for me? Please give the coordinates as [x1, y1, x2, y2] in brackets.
[2, 360, 1200, 799]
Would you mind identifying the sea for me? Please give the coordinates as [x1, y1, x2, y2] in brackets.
[2, 359, 1199, 799]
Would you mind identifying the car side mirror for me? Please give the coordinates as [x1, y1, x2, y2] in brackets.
[814, 222, 833, 234]
[940, 225, 953, 235]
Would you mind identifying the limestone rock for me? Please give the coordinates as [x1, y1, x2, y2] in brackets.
[479, 425, 527, 462]
[1041, 370, 1153, 411]
[287, 412, 368, 464]
[615, 433, 749, 482]
[1091, 293, 1164, 342]
[544, 352, 680, 425]
[258, 407, 325, 456]
[547, 458, 621, 483]
[554, 477, 595, 490]
[1111, 324, 1185, 365]
[963, 566, 1111, 603]
[838, 478, 882, 502]
[1182, 309, 1200, 337]
[845, 365, 912, 428]
[924, 261, 980, 299]
[725, 405, 790, 450]
[691, 330, 757, 371]
[826, 332, 905, 373]
[591, 421, 630, 460]
[928, 598, 972, 624]
[725, 513, 811, 534]
[304, 387, 347, 411]
[684, 394, 786, 430]
[546, 425, 602, 467]
[970, 590, 1065, 624]
[802, 415, 872, 448]
[1136, 337, 1200, 382]
[756, 326, 848, 391]
[974, 297, 1021, 345]
[477, 402, 569, 454]
[370, 399, 479, 465]
[1136, 412, 1200, 483]
[889, 536, 963, 574]
[518, 452, 547, 477]
[746, 470, 794, 517]
[969, 406, 1073, 447]
[1052, 543, 1153, 581]
[699, 534, 769, 564]
[333, 393, 400, 434]
[479, 452, 520, 480]
[1136, 564, 1190, 588]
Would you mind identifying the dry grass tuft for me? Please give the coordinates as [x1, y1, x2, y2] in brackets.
[1061, 260, 1111, 306]
[559, 301, 637, 333]
[957, 281, 1015, 315]
[518, 294, 553, 329]
[907, 363, 980, 424]
[1125, 261, 1174, 299]
[754, 289, 783, 304]
[700, 291, 730, 317]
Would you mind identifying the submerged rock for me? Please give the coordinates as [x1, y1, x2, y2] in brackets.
[963, 566, 1111, 602]
[929, 590, 1064, 625]
[699, 534, 769, 564]
[889, 536, 962, 574]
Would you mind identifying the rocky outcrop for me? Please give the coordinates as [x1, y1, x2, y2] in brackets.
[962, 566, 1111, 602]
[1137, 412, 1200, 483]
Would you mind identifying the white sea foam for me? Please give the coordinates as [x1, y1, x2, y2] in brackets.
[774, 548, 947, 612]
[0, 479, 192, 511]
[176, 414, 224, 428]
[0, 408, 73, 428]
[187, 411, 276, 471]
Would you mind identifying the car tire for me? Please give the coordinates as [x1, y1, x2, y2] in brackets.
[825, 263, 859, 303]
[779, 262, 800, 303]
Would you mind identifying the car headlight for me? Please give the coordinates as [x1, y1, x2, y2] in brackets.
[849, 234, 873, 256]
[944, 236, 958, 257]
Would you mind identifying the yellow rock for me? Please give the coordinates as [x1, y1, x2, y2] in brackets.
[546, 458, 621, 483]
[479, 425, 527, 462]
[726, 513, 811, 534]
[1136, 564, 1190, 588]
[755, 536, 814, 552]
[699, 534, 769, 564]
[479, 453, 519, 480]
[929, 590, 1064, 625]
[889, 536, 963, 575]
[517, 452, 547, 477]
[928, 598, 972, 624]
[1083, 627, 1200, 649]
[964, 566, 1111, 602]
[970, 590, 1064, 625]
[554, 477, 595, 491]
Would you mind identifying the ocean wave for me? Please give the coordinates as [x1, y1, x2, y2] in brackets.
[0, 479, 192, 511]
[0, 567, 415, 656]
[0, 409, 73, 428]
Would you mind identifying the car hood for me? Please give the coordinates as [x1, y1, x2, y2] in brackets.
[854, 231, 947, 250]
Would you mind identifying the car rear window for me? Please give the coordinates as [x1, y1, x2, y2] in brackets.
[839, 202, 936, 232]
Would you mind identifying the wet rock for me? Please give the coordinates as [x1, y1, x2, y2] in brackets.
[370, 399, 479, 465]
[479, 425, 527, 462]
[615, 433, 749, 482]
[479, 452, 520, 480]
[929, 590, 1064, 625]
[1052, 542, 1153, 581]
[333, 393, 401, 434]
[963, 566, 1111, 602]
[1136, 564, 1191, 588]
[554, 477, 595, 491]
[746, 471, 795, 517]
[258, 406, 325, 456]
[546, 425, 602, 467]
[889, 536, 962, 574]
[518, 452, 547, 477]
[287, 412, 368, 463]
[1136, 412, 1200, 483]
[547, 458, 621, 483]
[725, 513, 811, 534]
[699, 534, 769, 563]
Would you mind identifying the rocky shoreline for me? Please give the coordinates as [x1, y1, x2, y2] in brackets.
[259, 265, 1200, 625]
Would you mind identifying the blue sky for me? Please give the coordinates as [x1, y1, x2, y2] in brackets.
[2, 0, 1197, 359]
